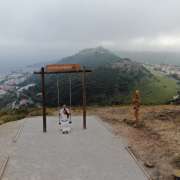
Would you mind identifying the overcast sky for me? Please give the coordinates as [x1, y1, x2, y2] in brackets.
[0, 0, 180, 71]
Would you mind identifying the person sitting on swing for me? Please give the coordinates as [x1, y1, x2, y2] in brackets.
[59, 104, 71, 134]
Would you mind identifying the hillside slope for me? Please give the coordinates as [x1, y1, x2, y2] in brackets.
[41, 47, 152, 105]
[1, 47, 179, 108]
[135, 71, 179, 104]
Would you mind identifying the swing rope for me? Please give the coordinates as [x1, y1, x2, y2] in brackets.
[57, 76, 61, 124]
[69, 76, 72, 122]
[57, 75, 72, 123]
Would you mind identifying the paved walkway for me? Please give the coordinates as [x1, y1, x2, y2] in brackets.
[1, 116, 147, 180]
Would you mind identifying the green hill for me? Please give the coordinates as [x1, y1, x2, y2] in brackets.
[134, 71, 179, 104]
[41, 47, 153, 105]
[26, 47, 178, 106]
[59, 47, 120, 68]
[1, 47, 179, 108]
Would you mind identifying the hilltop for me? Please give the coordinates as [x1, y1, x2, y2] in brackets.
[26, 47, 153, 106]
[23, 47, 179, 106]
[0, 47, 179, 108]
[59, 47, 121, 68]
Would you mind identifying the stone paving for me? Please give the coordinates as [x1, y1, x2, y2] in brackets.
[1, 116, 147, 180]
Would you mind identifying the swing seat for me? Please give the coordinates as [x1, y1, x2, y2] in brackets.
[60, 119, 71, 133]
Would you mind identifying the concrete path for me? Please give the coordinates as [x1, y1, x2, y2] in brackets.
[1, 116, 147, 180]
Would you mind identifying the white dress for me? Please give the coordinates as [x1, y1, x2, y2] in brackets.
[59, 108, 71, 133]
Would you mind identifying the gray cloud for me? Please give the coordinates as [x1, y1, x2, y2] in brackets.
[0, 0, 180, 70]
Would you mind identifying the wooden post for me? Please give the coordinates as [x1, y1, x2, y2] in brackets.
[41, 67, 47, 132]
[132, 90, 140, 123]
[82, 67, 87, 129]
[57, 79, 60, 107]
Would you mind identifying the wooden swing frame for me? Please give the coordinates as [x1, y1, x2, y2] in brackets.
[34, 64, 92, 132]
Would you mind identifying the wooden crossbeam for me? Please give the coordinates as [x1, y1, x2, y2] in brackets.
[46, 64, 81, 73]
[34, 69, 92, 74]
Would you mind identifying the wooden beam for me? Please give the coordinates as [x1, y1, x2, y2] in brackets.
[46, 64, 81, 73]
[82, 66, 87, 129]
[41, 67, 47, 132]
[34, 69, 92, 74]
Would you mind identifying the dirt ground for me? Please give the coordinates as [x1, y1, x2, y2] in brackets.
[73, 105, 180, 180]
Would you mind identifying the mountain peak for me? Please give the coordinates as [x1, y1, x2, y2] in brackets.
[59, 46, 120, 68]
[78, 46, 112, 55]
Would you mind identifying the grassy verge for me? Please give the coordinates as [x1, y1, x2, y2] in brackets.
[0, 109, 27, 125]
[0, 107, 57, 125]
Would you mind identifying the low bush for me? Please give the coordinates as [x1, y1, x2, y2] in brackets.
[0, 113, 26, 123]
[28, 108, 56, 116]
[0, 107, 56, 126]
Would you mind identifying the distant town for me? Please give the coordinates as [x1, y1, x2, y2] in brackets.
[0, 66, 38, 109]
[146, 63, 180, 78]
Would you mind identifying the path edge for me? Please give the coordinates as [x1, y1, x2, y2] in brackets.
[0, 155, 9, 180]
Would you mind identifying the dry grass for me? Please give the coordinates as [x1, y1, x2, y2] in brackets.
[0, 107, 57, 126]
[83, 105, 180, 180]
[27, 107, 57, 116]
[0, 109, 27, 125]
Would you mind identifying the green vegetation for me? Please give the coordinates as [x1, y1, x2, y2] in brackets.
[135, 71, 180, 104]
[0, 109, 27, 125]
[59, 46, 120, 68]
[1, 47, 179, 108]
[19, 47, 179, 106]
[27, 108, 56, 116]
[0, 108, 56, 126]
[22, 47, 152, 106]
[1, 47, 179, 126]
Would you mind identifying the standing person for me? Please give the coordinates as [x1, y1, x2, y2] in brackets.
[59, 104, 71, 134]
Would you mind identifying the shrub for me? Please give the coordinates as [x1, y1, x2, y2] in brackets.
[0, 115, 18, 123]
[28, 108, 56, 116]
